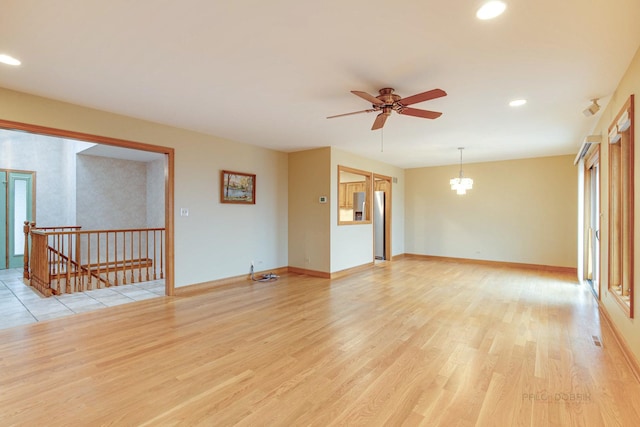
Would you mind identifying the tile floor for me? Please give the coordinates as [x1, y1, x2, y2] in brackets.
[0, 268, 165, 330]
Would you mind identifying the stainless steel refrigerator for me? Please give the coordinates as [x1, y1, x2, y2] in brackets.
[374, 191, 385, 260]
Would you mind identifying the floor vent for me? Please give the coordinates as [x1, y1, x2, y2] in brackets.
[592, 335, 602, 347]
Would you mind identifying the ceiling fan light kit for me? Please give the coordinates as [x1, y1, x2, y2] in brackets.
[327, 87, 447, 130]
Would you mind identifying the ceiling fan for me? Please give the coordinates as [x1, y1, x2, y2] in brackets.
[327, 87, 447, 130]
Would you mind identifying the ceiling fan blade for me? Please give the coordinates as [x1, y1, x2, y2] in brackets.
[327, 109, 376, 119]
[352, 90, 385, 106]
[399, 107, 442, 119]
[399, 88, 447, 106]
[371, 113, 388, 130]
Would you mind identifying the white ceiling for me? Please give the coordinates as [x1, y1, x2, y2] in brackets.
[77, 143, 164, 163]
[0, 128, 163, 162]
[1, 0, 639, 168]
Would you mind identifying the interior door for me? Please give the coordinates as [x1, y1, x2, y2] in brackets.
[1, 170, 34, 270]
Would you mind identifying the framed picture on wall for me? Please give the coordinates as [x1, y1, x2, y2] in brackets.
[220, 170, 256, 204]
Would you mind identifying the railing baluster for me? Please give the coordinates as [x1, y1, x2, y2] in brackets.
[48, 235, 53, 294]
[75, 233, 81, 291]
[129, 230, 134, 284]
[114, 232, 119, 286]
[59, 233, 63, 293]
[152, 230, 157, 280]
[145, 230, 150, 281]
[160, 228, 165, 279]
[126, 231, 129, 284]
[72, 233, 76, 292]
[85, 233, 90, 290]
[65, 234, 71, 294]
[120, 231, 125, 285]
[106, 232, 110, 287]
[49, 234, 53, 289]
[137, 230, 142, 282]
[55, 234, 59, 292]
[83, 233, 88, 291]
[56, 234, 62, 293]
[97, 232, 101, 288]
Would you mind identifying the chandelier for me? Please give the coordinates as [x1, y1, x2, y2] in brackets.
[450, 147, 473, 195]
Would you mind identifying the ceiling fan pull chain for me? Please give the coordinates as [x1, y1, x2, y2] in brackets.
[380, 128, 384, 152]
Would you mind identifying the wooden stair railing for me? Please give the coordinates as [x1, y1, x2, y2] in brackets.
[26, 226, 165, 296]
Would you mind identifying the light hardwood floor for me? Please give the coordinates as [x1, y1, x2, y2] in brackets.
[1, 258, 639, 426]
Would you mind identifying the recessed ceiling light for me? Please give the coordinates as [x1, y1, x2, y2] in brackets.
[509, 99, 527, 107]
[477, 1, 507, 20]
[0, 54, 21, 66]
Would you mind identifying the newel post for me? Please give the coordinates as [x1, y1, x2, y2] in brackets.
[23, 221, 35, 280]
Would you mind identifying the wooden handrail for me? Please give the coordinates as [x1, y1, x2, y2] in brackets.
[34, 226, 83, 231]
[31, 227, 165, 236]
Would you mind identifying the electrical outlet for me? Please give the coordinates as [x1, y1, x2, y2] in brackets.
[180, 208, 189, 217]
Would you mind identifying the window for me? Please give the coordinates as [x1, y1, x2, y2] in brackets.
[608, 95, 634, 318]
[338, 165, 372, 225]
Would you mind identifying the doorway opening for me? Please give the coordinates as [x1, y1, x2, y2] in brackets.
[583, 147, 600, 299]
[1, 170, 35, 269]
[0, 119, 174, 296]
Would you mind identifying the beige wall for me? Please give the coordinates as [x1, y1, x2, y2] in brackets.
[405, 155, 577, 268]
[288, 148, 331, 272]
[591, 45, 640, 364]
[0, 87, 289, 287]
[288, 146, 405, 274]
